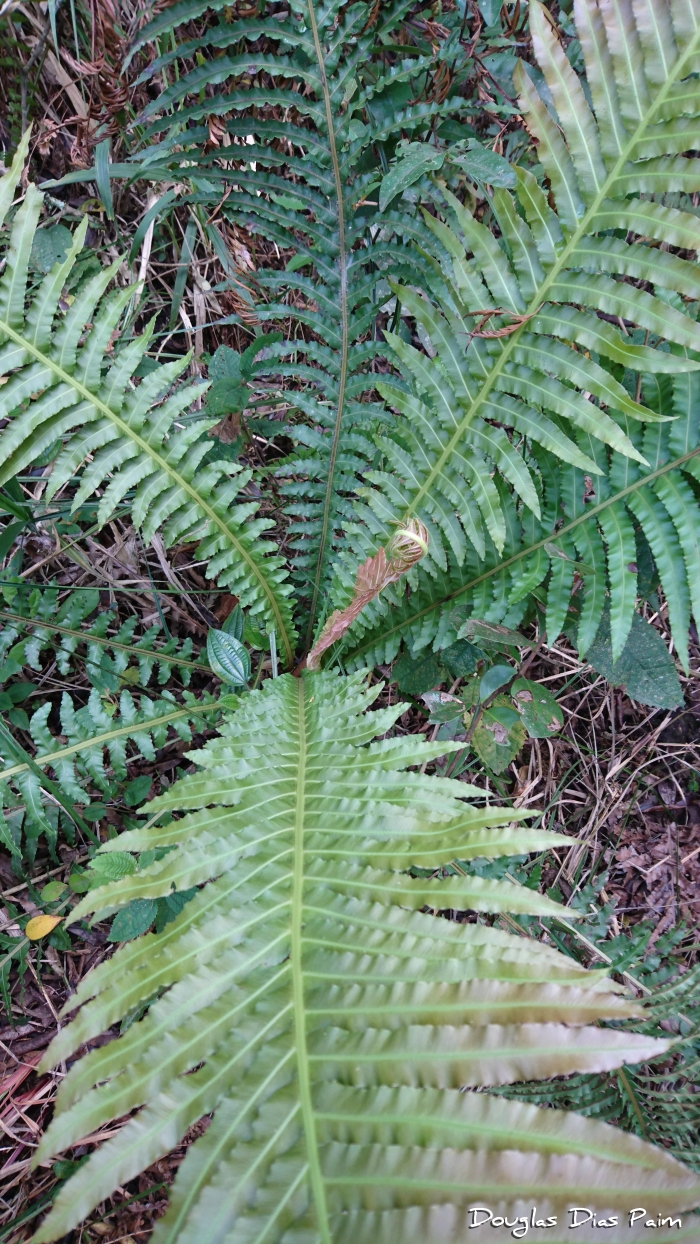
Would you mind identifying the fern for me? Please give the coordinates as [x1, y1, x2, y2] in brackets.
[339, 374, 700, 673]
[0, 584, 207, 692]
[87, 0, 480, 641]
[30, 672, 700, 1242]
[0, 687, 218, 862]
[0, 132, 295, 663]
[8, 2, 700, 1233]
[332, 0, 700, 671]
[497, 960, 700, 1170]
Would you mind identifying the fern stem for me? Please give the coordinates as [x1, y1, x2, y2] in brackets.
[0, 610, 210, 673]
[346, 442, 700, 661]
[292, 677, 331, 1240]
[0, 320, 295, 667]
[303, 0, 350, 651]
[617, 1067, 650, 1139]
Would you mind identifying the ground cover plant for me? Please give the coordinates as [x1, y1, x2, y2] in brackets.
[1, 0, 700, 1240]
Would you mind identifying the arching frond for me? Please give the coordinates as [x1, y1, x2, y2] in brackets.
[0, 689, 218, 862]
[0, 584, 207, 692]
[0, 166, 295, 661]
[339, 369, 700, 679]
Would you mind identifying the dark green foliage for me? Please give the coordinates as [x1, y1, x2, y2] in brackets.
[30, 225, 73, 274]
[328, 0, 700, 699]
[62, 0, 489, 635]
[586, 609, 683, 709]
[0, 584, 202, 692]
[392, 647, 445, 694]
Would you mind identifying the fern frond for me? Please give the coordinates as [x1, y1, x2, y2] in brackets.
[71, 0, 476, 641]
[0, 586, 206, 691]
[0, 689, 218, 860]
[336, 0, 700, 664]
[498, 962, 700, 1174]
[340, 414, 700, 673]
[29, 672, 700, 1243]
[0, 175, 295, 661]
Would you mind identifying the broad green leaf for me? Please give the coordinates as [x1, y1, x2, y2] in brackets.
[206, 630, 250, 686]
[441, 638, 482, 677]
[33, 672, 692, 1244]
[451, 141, 517, 187]
[470, 696, 527, 773]
[205, 378, 248, 417]
[421, 691, 464, 723]
[479, 664, 514, 701]
[30, 224, 73, 273]
[108, 898, 158, 942]
[208, 344, 243, 383]
[41, 880, 67, 902]
[392, 649, 444, 695]
[124, 774, 153, 806]
[221, 604, 244, 640]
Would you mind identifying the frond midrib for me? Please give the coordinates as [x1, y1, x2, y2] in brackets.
[0, 319, 295, 666]
[402, 24, 700, 518]
[0, 609, 210, 673]
[303, 0, 350, 648]
[345, 441, 700, 660]
[292, 677, 330, 1240]
[0, 700, 216, 782]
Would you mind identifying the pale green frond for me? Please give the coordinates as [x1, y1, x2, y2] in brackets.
[32, 672, 696, 1244]
[0, 127, 31, 228]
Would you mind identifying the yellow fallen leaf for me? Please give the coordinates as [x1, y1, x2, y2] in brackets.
[25, 914, 62, 940]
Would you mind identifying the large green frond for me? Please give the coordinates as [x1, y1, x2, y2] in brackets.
[339, 371, 700, 676]
[55, 1, 475, 640]
[32, 673, 700, 1243]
